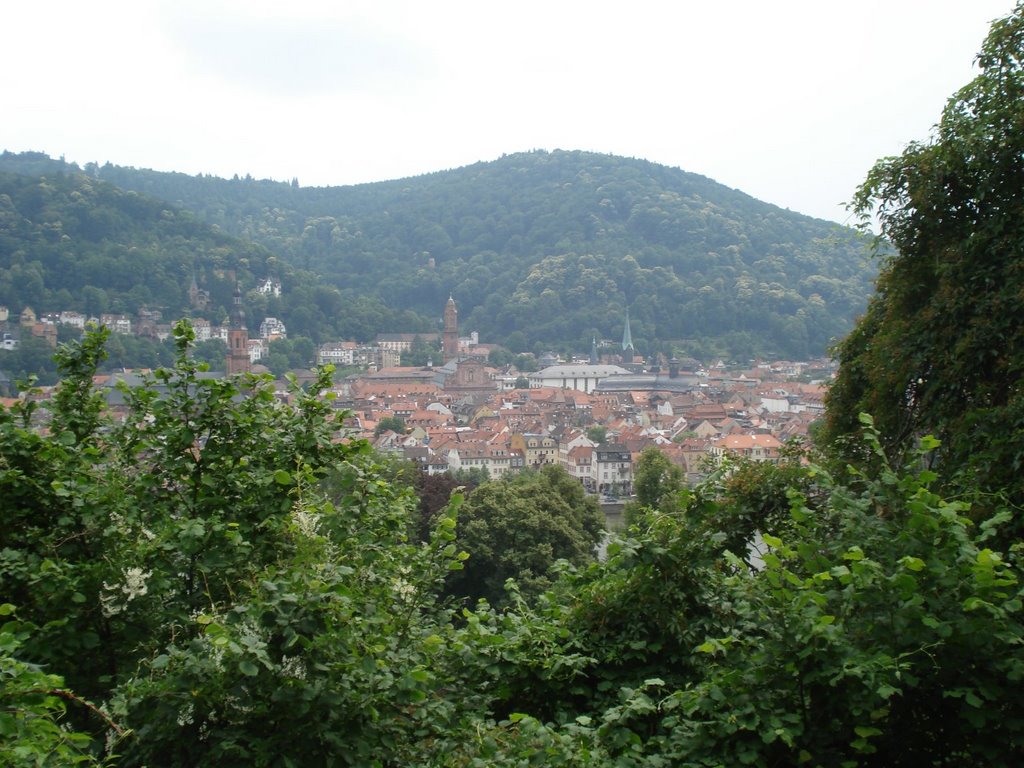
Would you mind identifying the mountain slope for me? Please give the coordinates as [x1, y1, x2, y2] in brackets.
[0, 149, 876, 359]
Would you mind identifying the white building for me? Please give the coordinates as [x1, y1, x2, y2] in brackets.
[593, 445, 633, 497]
[318, 342, 357, 366]
[528, 364, 632, 394]
[99, 314, 132, 335]
[192, 318, 212, 341]
[256, 277, 282, 297]
[259, 317, 287, 340]
[248, 339, 266, 362]
[59, 311, 86, 329]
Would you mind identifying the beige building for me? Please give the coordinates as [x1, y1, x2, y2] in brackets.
[708, 433, 783, 464]
[509, 433, 558, 469]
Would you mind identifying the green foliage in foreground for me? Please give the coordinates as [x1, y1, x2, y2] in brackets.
[507, 422, 1023, 766]
[445, 464, 605, 608]
[1, 328, 1022, 766]
[1, 606, 103, 767]
[823, 1, 1024, 521]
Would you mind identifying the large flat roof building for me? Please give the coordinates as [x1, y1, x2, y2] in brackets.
[528, 364, 632, 394]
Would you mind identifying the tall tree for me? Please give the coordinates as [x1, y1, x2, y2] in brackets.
[823, 2, 1024, 519]
[631, 446, 684, 509]
[447, 464, 604, 607]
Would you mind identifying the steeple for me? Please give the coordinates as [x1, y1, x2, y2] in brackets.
[188, 267, 209, 311]
[590, 336, 599, 365]
[443, 295, 458, 363]
[225, 282, 251, 375]
[230, 283, 246, 328]
[621, 307, 634, 364]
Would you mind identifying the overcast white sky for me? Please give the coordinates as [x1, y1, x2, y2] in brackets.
[2, 0, 1015, 224]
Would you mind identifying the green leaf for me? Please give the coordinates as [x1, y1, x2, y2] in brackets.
[963, 597, 990, 611]
[274, 469, 292, 485]
[239, 660, 259, 676]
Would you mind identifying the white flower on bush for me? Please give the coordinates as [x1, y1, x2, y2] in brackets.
[100, 566, 152, 617]
[280, 655, 307, 680]
[392, 577, 416, 603]
[292, 506, 321, 538]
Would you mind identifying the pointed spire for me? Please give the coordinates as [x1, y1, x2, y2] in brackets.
[590, 336, 599, 365]
[621, 307, 634, 364]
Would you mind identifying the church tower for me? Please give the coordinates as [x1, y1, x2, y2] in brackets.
[443, 295, 458, 363]
[225, 283, 251, 375]
[621, 307, 634, 364]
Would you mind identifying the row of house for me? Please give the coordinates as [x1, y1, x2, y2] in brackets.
[338, 354, 827, 497]
[0, 304, 290, 365]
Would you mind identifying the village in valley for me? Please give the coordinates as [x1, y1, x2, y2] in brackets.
[1, 278, 830, 515]
[343, 297, 828, 502]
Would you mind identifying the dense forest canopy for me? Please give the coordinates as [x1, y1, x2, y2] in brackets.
[0, 149, 876, 360]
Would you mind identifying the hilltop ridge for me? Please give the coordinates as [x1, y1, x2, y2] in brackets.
[0, 149, 876, 360]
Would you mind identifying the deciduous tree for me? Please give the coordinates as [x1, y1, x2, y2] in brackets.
[823, 2, 1024, 523]
[447, 465, 604, 607]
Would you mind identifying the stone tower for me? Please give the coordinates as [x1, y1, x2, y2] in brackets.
[225, 283, 251, 375]
[443, 295, 458, 363]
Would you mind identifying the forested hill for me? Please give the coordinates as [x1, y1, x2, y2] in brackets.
[0, 149, 877, 359]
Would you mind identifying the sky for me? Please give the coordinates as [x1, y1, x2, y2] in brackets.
[2, 0, 1016, 225]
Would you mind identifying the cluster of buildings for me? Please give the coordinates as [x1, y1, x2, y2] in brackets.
[2, 290, 833, 499]
[0, 274, 289, 361]
[328, 297, 831, 496]
[343, 369, 825, 495]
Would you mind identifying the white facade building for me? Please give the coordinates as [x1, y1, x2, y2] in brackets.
[528, 364, 632, 394]
[259, 317, 287, 340]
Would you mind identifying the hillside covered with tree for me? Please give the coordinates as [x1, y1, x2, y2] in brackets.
[0, 168, 432, 359]
[0, 149, 876, 360]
